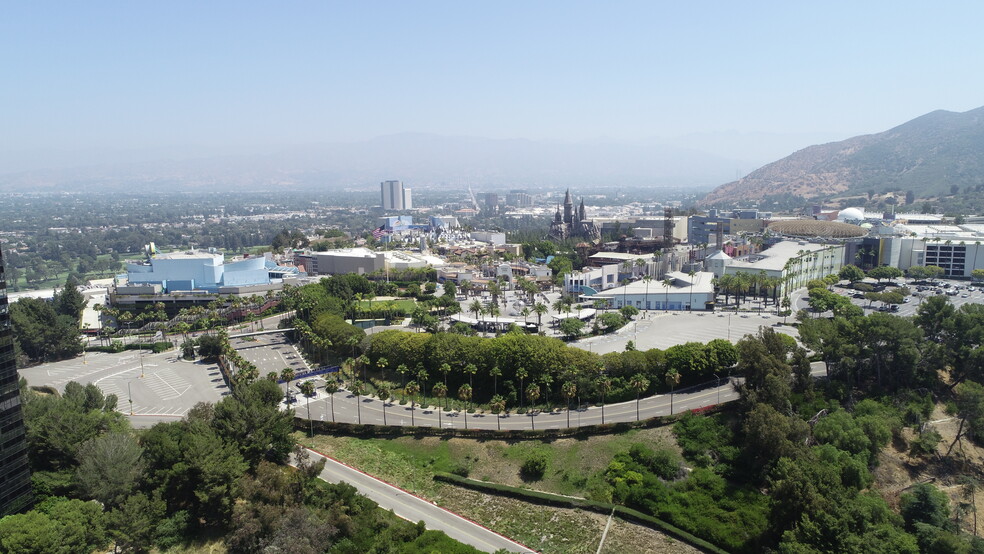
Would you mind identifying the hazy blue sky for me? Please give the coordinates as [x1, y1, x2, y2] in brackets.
[3, 1, 982, 156]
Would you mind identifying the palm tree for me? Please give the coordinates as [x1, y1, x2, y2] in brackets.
[687, 270, 697, 311]
[433, 383, 448, 427]
[486, 303, 501, 332]
[642, 275, 653, 312]
[597, 376, 611, 424]
[662, 277, 674, 312]
[464, 363, 478, 390]
[734, 273, 751, 308]
[717, 273, 733, 306]
[376, 386, 390, 425]
[562, 381, 577, 428]
[516, 367, 528, 409]
[417, 368, 429, 399]
[619, 278, 630, 309]
[397, 363, 409, 392]
[533, 302, 548, 328]
[458, 384, 473, 429]
[280, 367, 295, 405]
[488, 280, 502, 307]
[439, 362, 452, 391]
[405, 380, 420, 426]
[526, 383, 541, 429]
[356, 354, 370, 381]
[469, 299, 483, 321]
[266, 371, 278, 382]
[490, 365, 502, 396]
[376, 356, 389, 381]
[345, 336, 360, 359]
[521, 306, 531, 325]
[490, 395, 506, 430]
[324, 380, 338, 422]
[351, 380, 364, 424]
[665, 369, 680, 415]
[629, 373, 650, 421]
[298, 380, 316, 436]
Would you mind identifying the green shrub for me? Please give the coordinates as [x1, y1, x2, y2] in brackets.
[521, 453, 547, 480]
[909, 428, 942, 456]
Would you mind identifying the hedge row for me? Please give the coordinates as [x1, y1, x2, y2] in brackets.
[292, 404, 727, 440]
[433, 472, 729, 554]
[88, 341, 174, 354]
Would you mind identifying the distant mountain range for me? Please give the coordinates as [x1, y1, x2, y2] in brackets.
[701, 106, 984, 206]
[0, 134, 756, 194]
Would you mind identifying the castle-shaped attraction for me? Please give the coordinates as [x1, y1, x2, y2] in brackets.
[548, 189, 600, 242]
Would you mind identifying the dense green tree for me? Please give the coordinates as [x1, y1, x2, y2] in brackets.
[55, 277, 88, 321]
[311, 312, 365, 355]
[743, 403, 808, 477]
[212, 379, 295, 468]
[839, 264, 866, 282]
[22, 382, 127, 471]
[559, 317, 584, 340]
[9, 296, 83, 363]
[735, 332, 794, 413]
[0, 497, 107, 554]
[901, 483, 952, 531]
[75, 431, 144, 507]
[106, 492, 166, 553]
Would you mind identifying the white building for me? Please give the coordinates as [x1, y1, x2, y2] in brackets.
[469, 231, 507, 246]
[592, 271, 716, 311]
[564, 264, 621, 295]
[380, 180, 412, 210]
[126, 251, 271, 292]
[712, 241, 845, 293]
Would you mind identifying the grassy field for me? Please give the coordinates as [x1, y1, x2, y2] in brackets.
[296, 426, 697, 554]
[357, 298, 416, 311]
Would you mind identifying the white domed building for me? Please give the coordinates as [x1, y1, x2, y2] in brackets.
[836, 207, 865, 223]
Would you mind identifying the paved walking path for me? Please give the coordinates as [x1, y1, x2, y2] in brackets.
[293, 448, 534, 553]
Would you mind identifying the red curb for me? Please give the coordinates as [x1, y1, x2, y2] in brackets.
[303, 446, 537, 553]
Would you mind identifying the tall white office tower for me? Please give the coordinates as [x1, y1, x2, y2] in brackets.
[381, 180, 412, 210]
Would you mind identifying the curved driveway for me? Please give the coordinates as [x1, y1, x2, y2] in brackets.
[292, 448, 534, 553]
[289, 362, 826, 430]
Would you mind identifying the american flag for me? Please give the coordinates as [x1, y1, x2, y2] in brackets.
[371, 226, 389, 239]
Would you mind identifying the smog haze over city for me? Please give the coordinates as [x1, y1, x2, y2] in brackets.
[3, 1, 984, 191]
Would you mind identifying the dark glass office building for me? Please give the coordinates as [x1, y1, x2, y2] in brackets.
[0, 244, 32, 515]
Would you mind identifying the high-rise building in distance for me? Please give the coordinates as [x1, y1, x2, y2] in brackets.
[380, 180, 412, 210]
[0, 243, 32, 516]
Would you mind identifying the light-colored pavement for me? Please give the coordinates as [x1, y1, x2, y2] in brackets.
[232, 333, 309, 377]
[19, 347, 230, 428]
[293, 448, 534, 553]
[573, 308, 794, 354]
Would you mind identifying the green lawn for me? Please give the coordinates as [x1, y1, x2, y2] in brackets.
[358, 299, 416, 311]
[298, 425, 679, 499]
[296, 426, 689, 554]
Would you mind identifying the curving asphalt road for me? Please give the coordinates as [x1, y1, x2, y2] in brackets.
[288, 362, 827, 431]
[291, 448, 534, 553]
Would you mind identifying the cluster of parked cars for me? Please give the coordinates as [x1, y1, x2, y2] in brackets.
[914, 281, 976, 298]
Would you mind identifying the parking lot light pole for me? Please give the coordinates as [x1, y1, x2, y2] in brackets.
[139, 348, 145, 378]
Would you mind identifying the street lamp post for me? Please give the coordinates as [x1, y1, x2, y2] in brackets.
[139, 348, 145, 378]
[714, 373, 721, 405]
